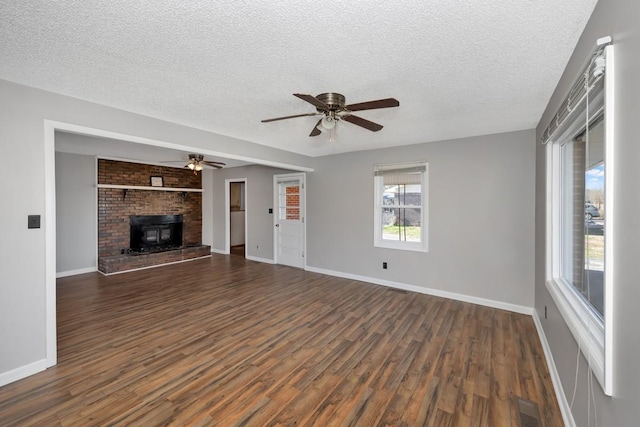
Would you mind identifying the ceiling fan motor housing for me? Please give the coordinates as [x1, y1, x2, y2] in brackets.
[315, 93, 346, 112]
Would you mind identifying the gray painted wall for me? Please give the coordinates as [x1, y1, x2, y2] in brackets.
[201, 168, 214, 247]
[209, 165, 294, 260]
[0, 79, 312, 377]
[307, 130, 536, 307]
[535, 0, 640, 424]
[55, 152, 97, 273]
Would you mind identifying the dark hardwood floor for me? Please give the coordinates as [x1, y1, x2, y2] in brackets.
[230, 244, 245, 257]
[0, 255, 563, 426]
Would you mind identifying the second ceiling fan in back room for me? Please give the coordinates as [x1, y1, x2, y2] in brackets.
[261, 93, 400, 142]
[161, 154, 225, 175]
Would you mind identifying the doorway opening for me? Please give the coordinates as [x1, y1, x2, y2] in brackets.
[225, 178, 247, 257]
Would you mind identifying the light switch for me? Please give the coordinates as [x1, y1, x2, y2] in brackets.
[28, 215, 41, 229]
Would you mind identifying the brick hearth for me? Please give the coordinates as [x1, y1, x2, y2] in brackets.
[98, 245, 211, 274]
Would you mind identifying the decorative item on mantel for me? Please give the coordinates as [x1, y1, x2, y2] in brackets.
[150, 176, 164, 187]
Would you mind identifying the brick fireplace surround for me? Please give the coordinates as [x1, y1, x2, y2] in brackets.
[97, 159, 210, 274]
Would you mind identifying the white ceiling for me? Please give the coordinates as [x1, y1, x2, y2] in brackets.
[1, 1, 598, 157]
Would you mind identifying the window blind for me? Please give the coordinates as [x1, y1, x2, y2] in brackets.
[374, 162, 426, 185]
[541, 37, 611, 144]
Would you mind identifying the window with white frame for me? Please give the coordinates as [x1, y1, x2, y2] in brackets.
[374, 162, 428, 252]
[544, 37, 613, 395]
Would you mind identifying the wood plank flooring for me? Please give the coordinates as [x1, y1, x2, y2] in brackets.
[0, 255, 563, 426]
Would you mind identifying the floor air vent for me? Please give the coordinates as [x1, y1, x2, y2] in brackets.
[516, 397, 541, 427]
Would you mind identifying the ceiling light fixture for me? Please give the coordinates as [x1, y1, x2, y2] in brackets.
[321, 116, 336, 130]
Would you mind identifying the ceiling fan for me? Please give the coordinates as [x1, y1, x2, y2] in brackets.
[261, 93, 399, 141]
[162, 154, 225, 174]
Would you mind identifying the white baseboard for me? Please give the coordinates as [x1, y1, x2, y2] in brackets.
[210, 248, 229, 255]
[56, 266, 97, 278]
[532, 310, 576, 427]
[304, 266, 533, 315]
[245, 255, 275, 264]
[0, 359, 47, 387]
[99, 255, 212, 276]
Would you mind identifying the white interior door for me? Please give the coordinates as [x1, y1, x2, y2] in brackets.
[274, 173, 305, 268]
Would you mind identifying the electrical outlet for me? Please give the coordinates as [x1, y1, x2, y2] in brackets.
[382, 262, 387, 269]
[256, 245, 259, 250]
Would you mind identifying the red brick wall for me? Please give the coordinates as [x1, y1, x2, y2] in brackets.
[98, 160, 202, 257]
[285, 185, 300, 220]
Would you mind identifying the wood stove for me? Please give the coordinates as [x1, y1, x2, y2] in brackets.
[129, 214, 183, 252]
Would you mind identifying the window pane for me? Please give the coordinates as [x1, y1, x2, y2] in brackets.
[383, 184, 421, 207]
[381, 208, 421, 242]
[560, 117, 604, 317]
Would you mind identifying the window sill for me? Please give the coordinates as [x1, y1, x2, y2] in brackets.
[545, 278, 608, 394]
[374, 241, 428, 253]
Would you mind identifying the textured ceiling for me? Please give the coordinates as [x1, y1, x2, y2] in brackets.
[1, 1, 598, 157]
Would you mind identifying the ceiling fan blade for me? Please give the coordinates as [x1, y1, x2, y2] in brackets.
[261, 112, 319, 123]
[293, 93, 330, 110]
[202, 161, 226, 166]
[204, 163, 223, 169]
[342, 114, 384, 132]
[345, 98, 399, 112]
[309, 119, 322, 137]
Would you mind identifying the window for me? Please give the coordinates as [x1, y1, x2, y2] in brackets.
[374, 162, 428, 252]
[559, 116, 605, 318]
[544, 38, 613, 395]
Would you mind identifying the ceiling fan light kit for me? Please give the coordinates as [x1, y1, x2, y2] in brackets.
[320, 116, 336, 130]
[261, 92, 399, 142]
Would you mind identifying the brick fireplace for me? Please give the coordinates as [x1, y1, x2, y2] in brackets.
[97, 159, 210, 274]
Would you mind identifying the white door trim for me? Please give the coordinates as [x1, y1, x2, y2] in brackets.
[225, 178, 248, 255]
[273, 172, 306, 269]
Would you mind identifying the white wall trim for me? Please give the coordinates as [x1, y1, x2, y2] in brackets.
[47, 121, 314, 172]
[532, 311, 576, 427]
[0, 359, 47, 388]
[56, 267, 98, 278]
[98, 255, 212, 276]
[211, 248, 229, 255]
[44, 121, 57, 368]
[245, 255, 275, 264]
[44, 119, 313, 375]
[304, 265, 534, 315]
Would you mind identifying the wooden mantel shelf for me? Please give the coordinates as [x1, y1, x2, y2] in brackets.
[97, 184, 203, 193]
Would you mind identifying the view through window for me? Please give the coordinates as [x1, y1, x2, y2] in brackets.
[382, 183, 422, 242]
[560, 116, 605, 318]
